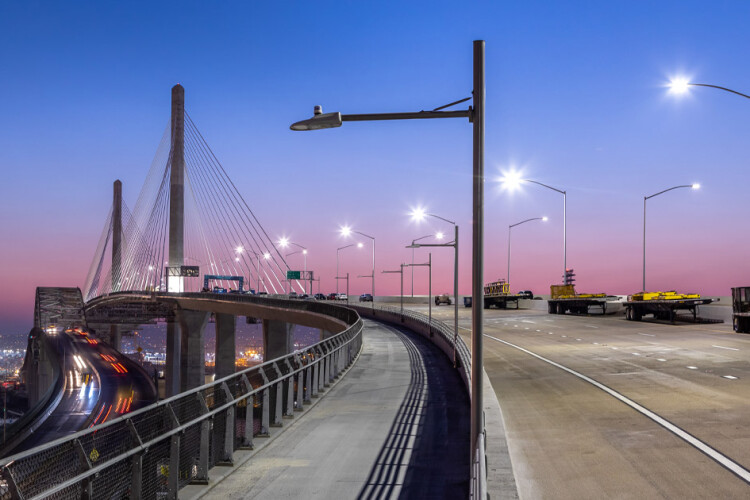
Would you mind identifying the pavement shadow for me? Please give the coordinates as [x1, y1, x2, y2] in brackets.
[357, 325, 470, 499]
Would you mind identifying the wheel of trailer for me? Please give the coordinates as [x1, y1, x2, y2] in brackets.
[548, 302, 555, 314]
[625, 308, 632, 321]
[484, 301, 490, 309]
[556, 303, 564, 315]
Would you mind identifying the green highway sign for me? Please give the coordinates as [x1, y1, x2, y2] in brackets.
[286, 270, 301, 280]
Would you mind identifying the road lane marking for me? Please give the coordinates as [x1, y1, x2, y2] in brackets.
[484, 334, 750, 484]
[638, 333, 655, 337]
[657, 358, 667, 362]
[632, 353, 641, 356]
[712, 345, 740, 351]
[687, 366, 698, 370]
[723, 375, 738, 380]
[584, 325, 599, 329]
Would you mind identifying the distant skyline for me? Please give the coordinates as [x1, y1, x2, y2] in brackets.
[2, 1, 749, 333]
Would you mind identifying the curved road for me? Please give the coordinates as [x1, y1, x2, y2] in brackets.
[408, 301, 750, 498]
[11, 327, 157, 454]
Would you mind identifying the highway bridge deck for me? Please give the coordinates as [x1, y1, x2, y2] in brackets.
[183, 319, 470, 499]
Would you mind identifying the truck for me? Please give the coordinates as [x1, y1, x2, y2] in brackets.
[623, 291, 716, 323]
[731, 287, 750, 333]
[435, 294, 452, 306]
[547, 284, 613, 315]
[483, 280, 522, 309]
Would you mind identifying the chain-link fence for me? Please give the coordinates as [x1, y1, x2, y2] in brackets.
[0, 302, 362, 500]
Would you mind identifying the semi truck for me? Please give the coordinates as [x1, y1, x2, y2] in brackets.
[730, 287, 750, 332]
[623, 291, 715, 323]
[547, 284, 614, 315]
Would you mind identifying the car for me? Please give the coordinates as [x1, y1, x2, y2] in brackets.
[338, 293, 348, 301]
[298, 293, 309, 299]
[257, 291, 268, 296]
[289, 291, 298, 298]
[518, 290, 534, 299]
[359, 293, 373, 302]
[435, 294, 452, 305]
[327, 292, 338, 300]
[314, 293, 326, 300]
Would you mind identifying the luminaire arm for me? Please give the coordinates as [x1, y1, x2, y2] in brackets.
[688, 83, 750, 100]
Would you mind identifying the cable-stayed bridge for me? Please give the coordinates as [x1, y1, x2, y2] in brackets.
[0, 85, 476, 499]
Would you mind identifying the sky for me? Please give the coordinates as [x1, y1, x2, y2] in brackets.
[1, 1, 749, 333]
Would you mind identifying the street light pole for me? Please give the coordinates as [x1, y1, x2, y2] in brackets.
[507, 217, 547, 289]
[336, 244, 355, 295]
[411, 234, 434, 297]
[642, 184, 699, 291]
[382, 265, 406, 320]
[290, 39, 486, 465]
[525, 180, 567, 283]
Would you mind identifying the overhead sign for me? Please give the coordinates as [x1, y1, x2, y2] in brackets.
[286, 271, 301, 280]
[166, 266, 200, 277]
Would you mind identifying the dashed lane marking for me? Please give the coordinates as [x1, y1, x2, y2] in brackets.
[483, 333, 750, 484]
[712, 345, 740, 351]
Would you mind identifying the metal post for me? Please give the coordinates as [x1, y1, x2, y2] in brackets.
[346, 272, 349, 303]
[454, 225, 459, 367]
[372, 238, 375, 304]
[507, 224, 512, 285]
[470, 39, 485, 462]
[336, 250, 340, 295]
[401, 264, 405, 319]
[643, 196, 647, 291]
[411, 247, 415, 297]
[112, 180, 122, 292]
[428, 253, 432, 335]
[563, 191, 567, 284]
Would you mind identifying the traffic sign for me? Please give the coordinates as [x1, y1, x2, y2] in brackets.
[286, 271, 301, 280]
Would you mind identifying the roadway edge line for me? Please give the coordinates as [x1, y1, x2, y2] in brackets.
[484, 334, 750, 485]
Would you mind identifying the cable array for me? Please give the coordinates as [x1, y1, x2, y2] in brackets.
[83, 113, 301, 300]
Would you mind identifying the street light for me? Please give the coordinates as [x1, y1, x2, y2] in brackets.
[409, 233, 442, 296]
[409, 210, 460, 368]
[291, 40, 486, 461]
[668, 78, 750, 100]
[279, 239, 308, 293]
[642, 184, 700, 291]
[382, 264, 406, 319]
[507, 217, 547, 290]
[341, 226, 375, 304]
[502, 176, 568, 284]
[336, 244, 356, 296]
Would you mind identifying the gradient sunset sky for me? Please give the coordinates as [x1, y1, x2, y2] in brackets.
[1, 1, 749, 333]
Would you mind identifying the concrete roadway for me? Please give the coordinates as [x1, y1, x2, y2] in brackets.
[402, 301, 750, 498]
[192, 319, 469, 499]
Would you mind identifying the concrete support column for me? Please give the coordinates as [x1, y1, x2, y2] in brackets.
[166, 321, 181, 397]
[215, 313, 236, 380]
[262, 320, 293, 361]
[109, 324, 121, 352]
[178, 310, 209, 392]
[168, 84, 185, 293]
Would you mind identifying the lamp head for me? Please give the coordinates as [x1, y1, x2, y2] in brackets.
[340, 225, 352, 237]
[542, 216, 549, 222]
[691, 183, 700, 190]
[410, 207, 426, 222]
[290, 106, 343, 131]
[668, 78, 691, 95]
[278, 237, 289, 248]
[302, 249, 308, 255]
[263, 252, 271, 260]
[357, 242, 364, 248]
[499, 169, 524, 192]
[235, 246, 244, 253]
[436, 232, 444, 240]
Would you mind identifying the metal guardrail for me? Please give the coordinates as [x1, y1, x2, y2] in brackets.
[0, 303, 363, 500]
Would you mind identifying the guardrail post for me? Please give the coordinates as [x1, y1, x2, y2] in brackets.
[296, 370, 304, 410]
[273, 381, 283, 426]
[220, 382, 235, 465]
[166, 403, 181, 499]
[73, 438, 93, 499]
[0, 468, 21, 500]
[239, 374, 254, 449]
[304, 365, 312, 403]
[260, 389, 270, 436]
[127, 419, 145, 498]
[312, 360, 319, 397]
[284, 360, 294, 418]
[194, 392, 210, 483]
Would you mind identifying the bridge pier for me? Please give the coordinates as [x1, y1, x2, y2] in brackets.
[215, 313, 236, 380]
[179, 310, 210, 392]
[109, 324, 121, 351]
[166, 321, 181, 397]
[263, 320, 293, 360]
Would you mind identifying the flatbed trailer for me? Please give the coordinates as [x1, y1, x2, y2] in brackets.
[624, 297, 714, 323]
[547, 296, 613, 315]
[484, 295, 522, 309]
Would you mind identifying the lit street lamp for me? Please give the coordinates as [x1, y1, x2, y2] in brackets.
[291, 40, 486, 463]
[502, 176, 568, 283]
[409, 210, 460, 368]
[279, 238, 308, 293]
[642, 184, 700, 291]
[668, 79, 750, 100]
[507, 217, 547, 290]
[341, 226, 375, 304]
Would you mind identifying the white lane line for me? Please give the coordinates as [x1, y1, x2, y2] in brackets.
[561, 335, 567, 338]
[723, 375, 738, 380]
[632, 353, 641, 356]
[484, 334, 750, 484]
[584, 325, 599, 329]
[657, 358, 667, 362]
[576, 338, 582, 341]
[712, 345, 740, 351]
[638, 333, 655, 337]
[593, 342, 600, 345]
[687, 366, 698, 370]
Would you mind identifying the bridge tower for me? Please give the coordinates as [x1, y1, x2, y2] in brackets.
[112, 179, 122, 293]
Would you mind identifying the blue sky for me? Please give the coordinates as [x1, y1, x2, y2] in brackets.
[1, 1, 749, 332]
